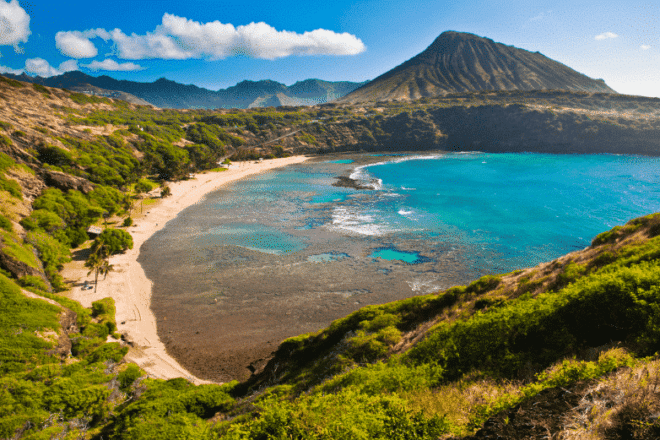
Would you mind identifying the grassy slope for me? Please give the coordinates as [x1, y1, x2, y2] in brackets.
[1, 76, 660, 438]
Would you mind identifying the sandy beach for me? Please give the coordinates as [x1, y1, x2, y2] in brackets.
[63, 156, 309, 384]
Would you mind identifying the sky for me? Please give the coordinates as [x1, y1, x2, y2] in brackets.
[1, 0, 659, 97]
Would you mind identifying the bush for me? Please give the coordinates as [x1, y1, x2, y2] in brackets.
[92, 228, 133, 255]
[118, 364, 144, 390]
[122, 217, 133, 227]
[18, 275, 50, 292]
[0, 215, 12, 232]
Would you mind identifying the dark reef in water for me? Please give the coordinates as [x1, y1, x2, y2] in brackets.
[332, 175, 375, 190]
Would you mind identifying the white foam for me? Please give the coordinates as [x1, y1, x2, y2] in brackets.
[327, 206, 385, 236]
[398, 209, 413, 216]
[407, 277, 444, 293]
[349, 154, 450, 190]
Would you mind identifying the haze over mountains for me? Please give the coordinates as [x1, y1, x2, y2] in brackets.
[4, 70, 367, 109]
[339, 31, 616, 103]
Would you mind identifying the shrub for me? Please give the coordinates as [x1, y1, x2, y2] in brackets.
[32, 84, 50, 96]
[0, 76, 24, 87]
[92, 228, 133, 255]
[0, 215, 12, 232]
[18, 275, 50, 292]
[0, 176, 21, 199]
[118, 364, 144, 390]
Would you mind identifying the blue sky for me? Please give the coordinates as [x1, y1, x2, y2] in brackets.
[1, 0, 659, 97]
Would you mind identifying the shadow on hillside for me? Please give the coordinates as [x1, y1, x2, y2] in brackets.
[71, 246, 92, 262]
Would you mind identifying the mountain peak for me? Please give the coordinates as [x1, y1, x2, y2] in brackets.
[340, 31, 616, 103]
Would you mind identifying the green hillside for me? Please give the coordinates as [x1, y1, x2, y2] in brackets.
[1, 76, 660, 439]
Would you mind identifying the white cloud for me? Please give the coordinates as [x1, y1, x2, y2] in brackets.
[109, 27, 192, 60]
[56, 31, 98, 58]
[56, 13, 366, 61]
[641, 44, 652, 50]
[83, 59, 144, 71]
[0, 58, 77, 77]
[59, 59, 79, 72]
[595, 32, 618, 40]
[0, 0, 30, 48]
[0, 63, 22, 74]
[25, 58, 61, 77]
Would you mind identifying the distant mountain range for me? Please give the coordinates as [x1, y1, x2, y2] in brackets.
[4, 71, 367, 109]
[339, 31, 616, 103]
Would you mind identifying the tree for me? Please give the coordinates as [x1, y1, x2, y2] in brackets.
[134, 180, 152, 213]
[92, 229, 133, 255]
[85, 229, 132, 292]
[100, 258, 114, 280]
[84, 246, 106, 293]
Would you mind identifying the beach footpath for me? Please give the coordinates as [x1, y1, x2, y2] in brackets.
[63, 156, 309, 384]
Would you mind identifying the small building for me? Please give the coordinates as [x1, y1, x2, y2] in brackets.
[87, 226, 103, 239]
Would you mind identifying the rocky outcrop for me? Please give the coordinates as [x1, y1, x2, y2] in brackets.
[42, 169, 94, 194]
[0, 246, 43, 279]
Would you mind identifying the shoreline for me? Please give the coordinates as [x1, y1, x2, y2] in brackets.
[63, 155, 310, 384]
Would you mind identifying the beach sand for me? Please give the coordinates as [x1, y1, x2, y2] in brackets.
[63, 156, 309, 384]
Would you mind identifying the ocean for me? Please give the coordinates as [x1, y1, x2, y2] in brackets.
[139, 152, 660, 380]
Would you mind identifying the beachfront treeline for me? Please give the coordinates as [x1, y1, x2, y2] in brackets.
[2, 77, 660, 438]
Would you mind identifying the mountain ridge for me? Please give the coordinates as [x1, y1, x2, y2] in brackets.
[340, 31, 616, 103]
[3, 71, 367, 109]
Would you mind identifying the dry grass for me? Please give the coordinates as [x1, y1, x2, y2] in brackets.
[560, 359, 660, 439]
[401, 373, 522, 430]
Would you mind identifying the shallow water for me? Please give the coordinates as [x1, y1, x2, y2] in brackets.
[140, 152, 660, 380]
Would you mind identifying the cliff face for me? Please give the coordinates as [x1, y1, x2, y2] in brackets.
[340, 31, 616, 103]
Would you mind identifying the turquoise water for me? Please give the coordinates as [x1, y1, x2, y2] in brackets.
[371, 248, 421, 263]
[141, 152, 660, 377]
[195, 152, 660, 272]
[327, 159, 354, 164]
[341, 153, 660, 270]
[146, 152, 660, 301]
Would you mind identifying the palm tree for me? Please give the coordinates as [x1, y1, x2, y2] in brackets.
[84, 251, 104, 293]
[84, 244, 109, 293]
[100, 258, 114, 280]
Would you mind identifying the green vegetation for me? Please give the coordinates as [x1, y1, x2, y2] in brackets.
[69, 92, 111, 106]
[0, 152, 24, 200]
[2, 209, 660, 438]
[2, 83, 660, 438]
[32, 84, 51, 97]
[0, 75, 24, 87]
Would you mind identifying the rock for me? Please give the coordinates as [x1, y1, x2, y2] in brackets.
[42, 169, 94, 194]
[5, 168, 46, 201]
[0, 246, 44, 280]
